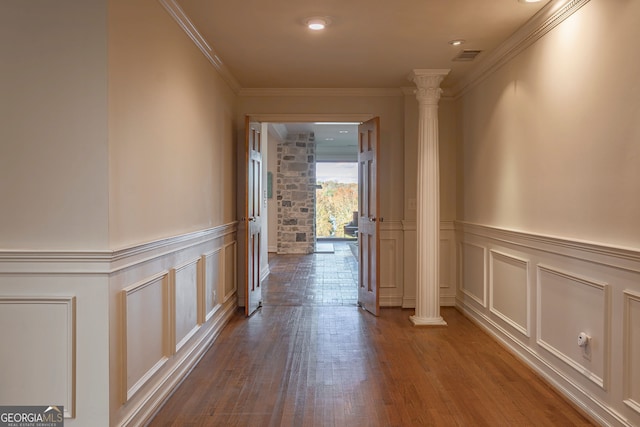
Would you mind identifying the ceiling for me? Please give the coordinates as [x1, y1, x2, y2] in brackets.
[177, 0, 551, 90]
[282, 123, 359, 160]
[175, 0, 553, 149]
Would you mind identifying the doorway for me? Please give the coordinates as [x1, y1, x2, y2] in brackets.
[262, 121, 360, 306]
[241, 114, 379, 316]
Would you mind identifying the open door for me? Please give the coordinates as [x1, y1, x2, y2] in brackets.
[238, 118, 263, 316]
[357, 117, 380, 316]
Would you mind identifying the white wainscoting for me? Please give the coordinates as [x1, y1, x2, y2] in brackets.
[490, 250, 530, 337]
[202, 249, 221, 321]
[440, 223, 457, 306]
[459, 241, 487, 307]
[121, 272, 170, 402]
[401, 221, 457, 308]
[457, 221, 640, 427]
[380, 221, 404, 306]
[172, 258, 201, 352]
[223, 241, 238, 303]
[112, 223, 238, 427]
[0, 222, 239, 427]
[624, 290, 640, 415]
[0, 297, 76, 418]
[537, 264, 610, 389]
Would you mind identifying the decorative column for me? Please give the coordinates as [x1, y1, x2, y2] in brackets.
[409, 69, 450, 326]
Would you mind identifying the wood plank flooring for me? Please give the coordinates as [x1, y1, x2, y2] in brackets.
[148, 243, 594, 426]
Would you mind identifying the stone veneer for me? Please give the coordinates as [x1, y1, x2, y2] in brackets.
[277, 132, 315, 254]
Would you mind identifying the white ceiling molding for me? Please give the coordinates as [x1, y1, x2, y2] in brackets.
[448, 0, 591, 98]
[238, 88, 403, 98]
[160, 0, 241, 94]
[247, 113, 373, 123]
[268, 123, 288, 141]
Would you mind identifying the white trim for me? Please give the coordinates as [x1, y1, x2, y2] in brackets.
[222, 241, 238, 303]
[0, 296, 76, 418]
[158, 0, 241, 93]
[171, 258, 202, 353]
[380, 295, 403, 307]
[111, 223, 237, 272]
[459, 241, 488, 307]
[260, 264, 271, 282]
[457, 297, 630, 427]
[536, 264, 609, 389]
[457, 221, 640, 272]
[247, 113, 374, 124]
[624, 290, 640, 415]
[489, 249, 531, 337]
[449, 0, 592, 97]
[239, 87, 403, 97]
[117, 298, 237, 427]
[201, 249, 223, 322]
[268, 123, 287, 141]
[0, 222, 238, 275]
[400, 220, 454, 232]
[121, 271, 171, 402]
[380, 220, 404, 232]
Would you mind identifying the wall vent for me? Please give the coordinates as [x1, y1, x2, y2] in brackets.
[453, 50, 482, 62]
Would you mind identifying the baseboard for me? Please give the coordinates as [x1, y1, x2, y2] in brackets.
[456, 297, 631, 427]
[117, 298, 237, 427]
[260, 264, 271, 282]
[380, 295, 403, 307]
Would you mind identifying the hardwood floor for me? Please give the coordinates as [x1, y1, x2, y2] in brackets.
[148, 244, 594, 426]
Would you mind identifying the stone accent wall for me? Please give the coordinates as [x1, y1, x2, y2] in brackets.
[277, 133, 315, 254]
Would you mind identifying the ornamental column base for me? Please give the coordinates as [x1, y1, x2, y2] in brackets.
[409, 315, 447, 327]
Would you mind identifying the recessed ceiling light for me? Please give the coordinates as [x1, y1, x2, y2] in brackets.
[306, 17, 331, 30]
[449, 39, 465, 46]
[325, 138, 335, 141]
[339, 130, 349, 134]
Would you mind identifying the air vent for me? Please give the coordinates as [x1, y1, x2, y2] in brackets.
[452, 49, 482, 62]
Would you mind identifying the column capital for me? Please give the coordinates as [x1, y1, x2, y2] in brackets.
[408, 69, 450, 105]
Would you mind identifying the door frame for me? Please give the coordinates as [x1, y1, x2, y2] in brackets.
[241, 113, 377, 308]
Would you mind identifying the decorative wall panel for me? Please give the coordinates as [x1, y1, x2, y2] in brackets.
[380, 238, 397, 289]
[173, 259, 201, 352]
[440, 224, 457, 305]
[460, 241, 486, 306]
[624, 291, 640, 414]
[537, 265, 609, 388]
[224, 241, 237, 302]
[490, 250, 529, 336]
[203, 249, 222, 321]
[380, 223, 404, 306]
[0, 297, 75, 417]
[122, 273, 169, 401]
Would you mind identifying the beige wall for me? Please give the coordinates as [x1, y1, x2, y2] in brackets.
[108, 0, 237, 249]
[107, 1, 241, 423]
[238, 94, 405, 222]
[459, 0, 640, 249]
[456, 2, 640, 425]
[0, 0, 109, 250]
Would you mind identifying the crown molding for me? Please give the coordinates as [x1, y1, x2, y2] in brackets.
[159, 0, 241, 94]
[238, 87, 403, 98]
[268, 123, 288, 141]
[448, 0, 591, 98]
[247, 113, 374, 123]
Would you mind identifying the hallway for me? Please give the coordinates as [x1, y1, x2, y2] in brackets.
[149, 247, 594, 426]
